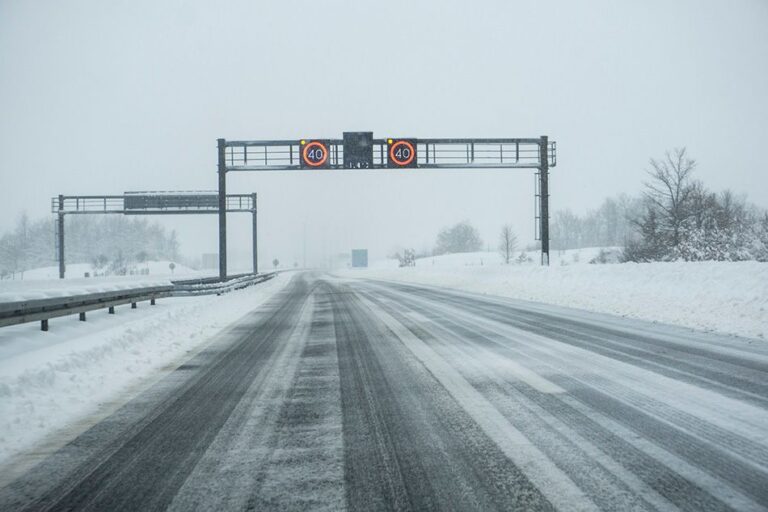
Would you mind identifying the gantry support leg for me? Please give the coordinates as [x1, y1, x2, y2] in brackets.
[58, 195, 65, 279]
[218, 138, 228, 281]
[252, 193, 258, 274]
[538, 136, 550, 266]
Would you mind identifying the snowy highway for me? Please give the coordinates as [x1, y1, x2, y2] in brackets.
[1, 272, 768, 511]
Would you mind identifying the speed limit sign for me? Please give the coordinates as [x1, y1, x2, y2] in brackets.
[387, 138, 417, 168]
[300, 140, 330, 168]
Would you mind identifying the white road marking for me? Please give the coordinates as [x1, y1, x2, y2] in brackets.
[404, 310, 432, 324]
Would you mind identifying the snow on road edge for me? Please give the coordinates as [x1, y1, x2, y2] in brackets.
[337, 260, 767, 340]
[0, 273, 293, 465]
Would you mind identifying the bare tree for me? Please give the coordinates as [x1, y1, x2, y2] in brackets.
[643, 147, 697, 248]
[498, 224, 517, 264]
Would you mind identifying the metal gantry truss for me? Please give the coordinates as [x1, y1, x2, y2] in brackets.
[52, 191, 258, 279]
[216, 133, 556, 279]
[220, 138, 555, 171]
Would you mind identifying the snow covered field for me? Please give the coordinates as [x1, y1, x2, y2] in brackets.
[0, 260, 203, 303]
[337, 249, 768, 340]
[0, 277, 174, 304]
[0, 273, 293, 465]
[0, 259, 262, 303]
[5, 260, 201, 281]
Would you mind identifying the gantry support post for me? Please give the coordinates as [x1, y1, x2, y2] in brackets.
[217, 138, 227, 280]
[251, 193, 258, 274]
[58, 194, 66, 279]
[538, 136, 550, 266]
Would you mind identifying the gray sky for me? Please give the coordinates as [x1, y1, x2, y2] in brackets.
[1, 0, 767, 268]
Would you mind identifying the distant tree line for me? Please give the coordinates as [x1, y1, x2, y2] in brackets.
[429, 221, 527, 265]
[551, 148, 768, 262]
[550, 195, 643, 252]
[0, 215, 180, 278]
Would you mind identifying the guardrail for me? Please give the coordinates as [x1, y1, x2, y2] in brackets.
[0, 285, 172, 331]
[170, 272, 255, 288]
[0, 272, 278, 331]
[172, 272, 277, 296]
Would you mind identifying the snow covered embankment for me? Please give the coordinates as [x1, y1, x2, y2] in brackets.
[0, 273, 292, 465]
[339, 254, 767, 340]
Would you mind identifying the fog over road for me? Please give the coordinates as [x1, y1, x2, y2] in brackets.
[2, 273, 767, 511]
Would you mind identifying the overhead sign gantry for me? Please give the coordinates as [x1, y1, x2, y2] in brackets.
[217, 132, 557, 279]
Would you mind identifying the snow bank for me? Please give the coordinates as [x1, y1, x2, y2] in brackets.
[369, 248, 618, 269]
[0, 273, 293, 465]
[339, 251, 768, 340]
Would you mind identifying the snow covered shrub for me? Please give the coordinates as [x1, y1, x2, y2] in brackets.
[434, 221, 483, 255]
[623, 148, 767, 262]
[515, 251, 532, 264]
[590, 248, 621, 264]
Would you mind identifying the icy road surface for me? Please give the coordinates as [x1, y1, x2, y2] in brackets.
[1, 272, 767, 511]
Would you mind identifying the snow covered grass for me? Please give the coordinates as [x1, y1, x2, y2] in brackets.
[338, 249, 768, 340]
[0, 273, 293, 465]
[367, 247, 619, 269]
[5, 260, 201, 281]
[0, 259, 209, 303]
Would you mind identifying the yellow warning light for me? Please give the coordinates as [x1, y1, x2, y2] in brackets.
[300, 139, 306, 145]
[387, 138, 393, 144]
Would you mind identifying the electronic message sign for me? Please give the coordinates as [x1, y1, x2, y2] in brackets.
[343, 132, 373, 169]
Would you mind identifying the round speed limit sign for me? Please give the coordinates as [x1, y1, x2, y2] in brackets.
[300, 140, 329, 168]
[387, 139, 417, 168]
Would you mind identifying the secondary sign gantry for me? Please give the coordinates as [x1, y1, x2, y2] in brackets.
[52, 191, 258, 279]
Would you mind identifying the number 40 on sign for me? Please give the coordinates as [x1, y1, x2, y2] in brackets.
[387, 138, 417, 168]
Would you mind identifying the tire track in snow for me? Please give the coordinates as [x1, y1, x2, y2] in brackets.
[354, 279, 767, 511]
[332, 284, 556, 511]
[3, 273, 767, 511]
[353, 291, 599, 512]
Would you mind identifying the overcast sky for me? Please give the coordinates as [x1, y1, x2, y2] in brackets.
[1, 0, 767, 268]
